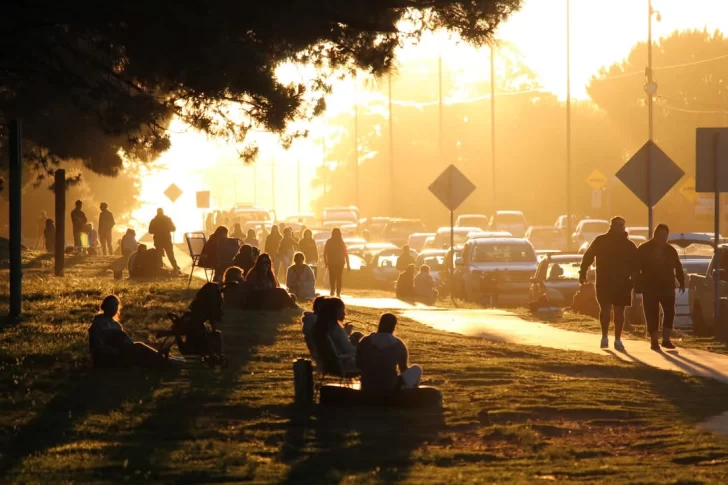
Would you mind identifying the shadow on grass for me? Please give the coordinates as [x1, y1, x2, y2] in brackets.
[0, 364, 175, 477]
[279, 405, 445, 484]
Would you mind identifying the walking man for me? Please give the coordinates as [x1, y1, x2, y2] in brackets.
[149, 208, 180, 271]
[98, 203, 116, 256]
[636, 224, 685, 351]
[579, 216, 639, 351]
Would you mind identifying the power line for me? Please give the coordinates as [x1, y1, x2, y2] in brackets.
[597, 51, 728, 81]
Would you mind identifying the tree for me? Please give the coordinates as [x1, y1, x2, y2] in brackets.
[1, 0, 522, 182]
[588, 29, 728, 228]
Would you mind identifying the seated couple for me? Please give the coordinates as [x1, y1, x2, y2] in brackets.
[128, 244, 169, 279]
[396, 264, 439, 304]
[302, 298, 422, 394]
[89, 295, 169, 368]
[222, 253, 299, 311]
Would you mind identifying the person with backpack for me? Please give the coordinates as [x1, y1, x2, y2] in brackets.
[324, 228, 350, 297]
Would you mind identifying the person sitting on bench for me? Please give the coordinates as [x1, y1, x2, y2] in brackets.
[88, 295, 166, 368]
[356, 313, 422, 395]
[313, 297, 362, 372]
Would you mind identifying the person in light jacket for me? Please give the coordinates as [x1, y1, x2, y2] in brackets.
[287, 252, 316, 301]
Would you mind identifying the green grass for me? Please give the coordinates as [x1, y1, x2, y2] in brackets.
[3, 252, 728, 483]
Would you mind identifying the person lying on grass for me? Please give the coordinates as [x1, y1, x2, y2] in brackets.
[356, 313, 422, 395]
[88, 295, 168, 368]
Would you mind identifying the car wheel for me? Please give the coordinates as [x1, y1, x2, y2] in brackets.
[692, 302, 709, 337]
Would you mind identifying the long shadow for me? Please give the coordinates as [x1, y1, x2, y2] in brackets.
[103, 309, 292, 482]
[279, 404, 445, 484]
[0, 362, 174, 478]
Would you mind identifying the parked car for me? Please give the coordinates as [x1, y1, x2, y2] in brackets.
[434, 226, 482, 249]
[347, 242, 399, 264]
[529, 254, 593, 308]
[383, 219, 427, 248]
[408, 232, 436, 253]
[627, 226, 650, 239]
[455, 238, 538, 305]
[415, 249, 448, 284]
[466, 231, 513, 241]
[572, 219, 609, 248]
[668, 233, 715, 330]
[456, 214, 490, 230]
[285, 213, 319, 228]
[359, 217, 391, 241]
[554, 214, 580, 233]
[525, 225, 566, 251]
[323, 206, 360, 226]
[490, 211, 528, 238]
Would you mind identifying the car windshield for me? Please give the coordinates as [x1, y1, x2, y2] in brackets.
[472, 243, 536, 263]
[580, 221, 608, 233]
[495, 213, 525, 224]
[546, 260, 582, 280]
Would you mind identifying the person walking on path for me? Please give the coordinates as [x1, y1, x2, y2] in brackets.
[636, 224, 685, 351]
[265, 225, 283, 277]
[98, 202, 116, 256]
[148, 208, 180, 271]
[71, 200, 88, 254]
[579, 216, 639, 351]
[324, 227, 350, 297]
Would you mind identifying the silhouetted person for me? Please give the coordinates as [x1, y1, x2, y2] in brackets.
[86, 223, 99, 255]
[637, 224, 685, 351]
[414, 265, 438, 304]
[579, 216, 639, 351]
[98, 202, 116, 256]
[231, 223, 244, 240]
[278, 227, 298, 282]
[396, 245, 416, 272]
[128, 244, 148, 278]
[245, 253, 297, 310]
[36, 211, 47, 249]
[149, 208, 179, 271]
[357, 313, 422, 395]
[44, 219, 55, 253]
[299, 229, 319, 266]
[265, 225, 283, 275]
[232, 244, 259, 277]
[396, 264, 416, 299]
[244, 229, 259, 248]
[121, 229, 139, 257]
[313, 297, 361, 372]
[71, 200, 87, 253]
[324, 228, 350, 297]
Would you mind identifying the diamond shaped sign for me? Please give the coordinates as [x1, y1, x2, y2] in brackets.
[429, 164, 476, 211]
[616, 141, 684, 208]
[164, 183, 183, 203]
[586, 169, 607, 190]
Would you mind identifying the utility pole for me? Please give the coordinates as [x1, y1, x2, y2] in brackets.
[439, 55, 444, 166]
[646, 0, 657, 235]
[389, 74, 395, 215]
[565, 0, 573, 251]
[271, 156, 275, 212]
[297, 159, 301, 213]
[490, 44, 496, 209]
[354, 77, 360, 209]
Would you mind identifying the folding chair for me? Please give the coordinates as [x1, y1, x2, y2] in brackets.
[185, 232, 213, 287]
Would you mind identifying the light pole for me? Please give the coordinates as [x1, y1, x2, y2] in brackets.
[490, 44, 496, 209]
[388, 74, 395, 215]
[565, 0, 573, 251]
[354, 77, 360, 209]
[297, 158, 301, 213]
[439, 55, 444, 166]
[646, 0, 660, 235]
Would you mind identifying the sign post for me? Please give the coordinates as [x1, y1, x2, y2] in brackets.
[428, 165, 476, 299]
[696, 128, 728, 327]
[196, 191, 211, 233]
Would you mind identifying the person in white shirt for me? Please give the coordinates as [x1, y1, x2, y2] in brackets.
[287, 252, 316, 301]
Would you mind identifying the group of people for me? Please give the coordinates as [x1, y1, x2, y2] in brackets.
[579, 217, 686, 352]
[38, 200, 116, 256]
[302, 296, 422, 395]
[394, 245, 438, 303]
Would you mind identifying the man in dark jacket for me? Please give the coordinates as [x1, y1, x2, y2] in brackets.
[579, 216, 639, 351]
[356, 313, 422, 395]
[98, 202, 116, 256]
[148, 208, 179, 271]
[637, 224, 685, 351]
[396, 245, 416, 272]
[71, 200, 88, 253]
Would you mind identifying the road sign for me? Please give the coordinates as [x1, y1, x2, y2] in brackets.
[696, 128, 728, 192]
[616, 141, 684, 207]
[196, 191, 210, 209]
[586, 169, 607, 190]
[428, 164, 476, 212]
[164, 184, 183, 203]
[679, 177, 697, 203]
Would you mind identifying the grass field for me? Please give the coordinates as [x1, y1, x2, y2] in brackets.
[3, 253, 728, 483]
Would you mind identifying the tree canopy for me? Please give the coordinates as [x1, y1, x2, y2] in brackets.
[1, 0, 521, 181]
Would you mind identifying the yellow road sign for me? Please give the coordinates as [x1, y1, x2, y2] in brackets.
[680, 177, 697, 203]
[586, 169, 607, 190]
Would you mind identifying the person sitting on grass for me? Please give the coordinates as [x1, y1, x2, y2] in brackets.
[128, 244, 148, 278]
[313, 297, 362, 373]
[395, 264, 416, 299]
[414, 265, 438, 304]
[286, 252, 316, 301]
[356, 313, 422, 395]
[221, 265, 247, 309]
[232, 244, 259, 277]
[121, 228, 139, 257]
[244, 253, 298, 311]
[88, 295, 167, 368]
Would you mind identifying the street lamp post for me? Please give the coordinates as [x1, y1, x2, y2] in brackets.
[646, 0, 660, 235]
[354, 78, 360, 209]
[490, 44, 496, 209]
[566, 0, 573, 251]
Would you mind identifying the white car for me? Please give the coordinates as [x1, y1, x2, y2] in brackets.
[572, 219, 609, 247]
[466, 231, 513, 240]
[456, 214, 490, 230]
[433, 226, 482, 249]
[456, 238, 538, 305]
[408, 232, 436, 252]
[490, 211, 528, 238]
[415, 249, 448, 284]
